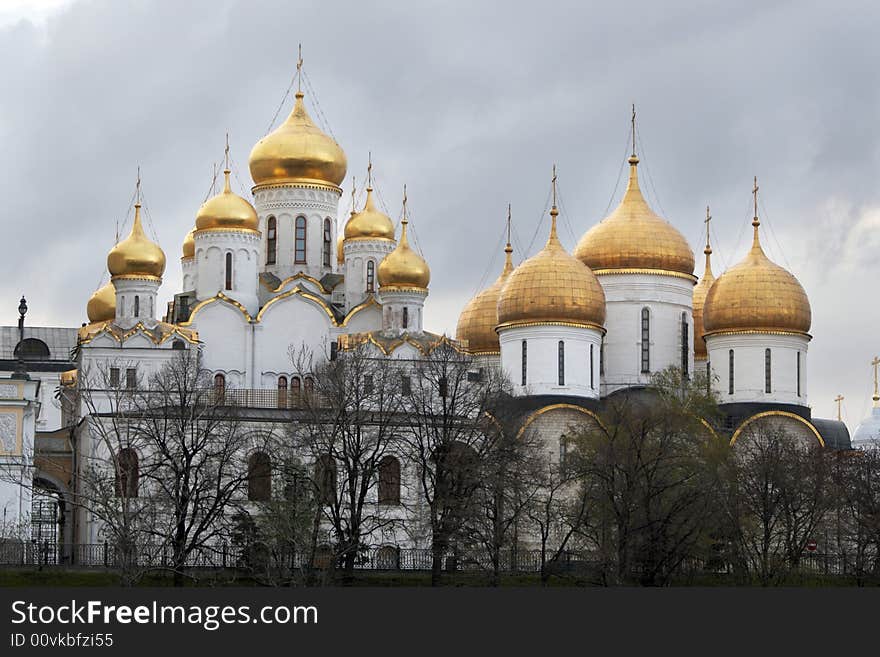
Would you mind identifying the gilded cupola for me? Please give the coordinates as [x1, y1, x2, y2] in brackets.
[692, 206, 715, 359]
[182, 227, 195, 259]
[377, 189, 430, 290]
[195, 169, 259, 233]
[457, 213, 516, 354]
[574, 134, 694, 276]
[498, 174, 605, 329]
[86, 281, 116, 323]
[107, 203, 166, 280]
[345, 187, 396, 241]
[702, 180, 811, 336]
[249, 89, 347, 188]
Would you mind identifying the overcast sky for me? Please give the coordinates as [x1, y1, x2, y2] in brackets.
[1, 0, 878, 430]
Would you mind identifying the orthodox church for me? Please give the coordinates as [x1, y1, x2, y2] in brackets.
[1, 61, 873, 553]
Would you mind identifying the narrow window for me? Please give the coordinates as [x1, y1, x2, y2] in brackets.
[316, 455, 337, 505]
[214, 372, 226, 403]
[364, 374, 374, 395]
[278, 376, 288, 408]
[125, 368, 137, 390]
[681, 312, 689, 379]
[133, 295, 140, 318]
[366, 260, 375, 292]
[402, 375, 412, 396]
[248, 452, 271, 502]
[304, 376, 314, 397]
[600, 338, 605, 375]
[728, 350, 734, 395]
[378, 456, 401, 505]
[640, 308, 650, 373]
[323, 218, 332, 268]
[765, 348, 772, 394]
[558, 340, 565, 386]
[266, 216, 277, 265]
[797, 352, 801, 397]
[590, 343, 594, 390]
[115, 448, 139, 498]
[291, 376, 302, 403]
[109, 367, 120, 388]
[295, 216, 307, 263]
[402, 306, 409, 329]
[521, 340, 527, 386]
[225, 252, 233, 290]
[706, 361, 711, 396]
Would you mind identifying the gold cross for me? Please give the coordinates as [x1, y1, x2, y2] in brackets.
[752, 176, 759, 219]
[367, 151, 372, 188]
[872, 356, 880, 401]
[296, 43, 303, 92]
[136, 166, 141, 204]
[402, 184, 408, 223]
[834, 394, 844, 421]
[631, 103, 636, 156]
[551, 164, 558, 208]
[705, 205, 712, 251]
[224, 132, 230, 170]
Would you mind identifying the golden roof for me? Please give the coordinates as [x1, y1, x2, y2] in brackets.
[195, 169, 259, 232]
[249, 91, 347, 187]
[498, 206, 605, 328]
[703, 214, 811, 335]
[344, 187, 395, 240]
[86, 281, 116, 323]
[692, 210, 715, 359]
[574, 156, 694, 276]
[107, 203, 166, 280]
[456, 241, 514, 354]
[377, 196, 430, 290]
[182, 226, 195, 259]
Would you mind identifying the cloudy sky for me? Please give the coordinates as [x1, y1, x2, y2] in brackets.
[1, 0, 878, 430]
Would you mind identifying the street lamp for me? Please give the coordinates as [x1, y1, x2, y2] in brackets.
[13, 295, 30, 380]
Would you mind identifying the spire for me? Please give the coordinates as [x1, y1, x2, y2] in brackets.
[400, 183, 410, 245]
[704, 205, 714, 277]
[503, 203, 513, 274]
[630, 103, 638, 162]
[872, 356, 880, 407]
[296, 43, 303, 94]
[548, 164, 560, 244]
[223, 133, 231, 193]
[625, 107, 642, 195]
[751, 176, 762, 250]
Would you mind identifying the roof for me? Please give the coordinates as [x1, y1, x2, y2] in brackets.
[812, 418, 852, 450]
[0, 326, 78, 361]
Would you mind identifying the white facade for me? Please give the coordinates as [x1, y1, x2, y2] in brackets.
[194, 229, 261, 315]
[113, 277, 159, 326]
[706, 332, 809, 407]
[379, 287, 427, 335]
[596, 272, 695, 394]
[344, 238, 396, 312]
[499, 324, 602, 399]
[0, 377, 40, 535]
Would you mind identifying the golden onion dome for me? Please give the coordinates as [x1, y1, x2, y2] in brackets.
[456, 241, 515, 354]
[344, 187, 395, 240]
[574, 156, 694, 276]
[692, 210, 715, 359]
[107, 203, 166, 280]
[86, 281, 116, 323]
[498, 206, 605, 328]
[378, 207, 430, 290]
[195, 170, 259, 232]
[703, 214, 811, 335]
[249, 91, 347, 187]
[182, 226, 195, 259]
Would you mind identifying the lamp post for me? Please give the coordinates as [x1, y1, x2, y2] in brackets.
[13, 295, 30, 380]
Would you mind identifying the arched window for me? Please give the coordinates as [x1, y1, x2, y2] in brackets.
[304, 376, 314, 400]
[600, 337, 605, 375]
[376, 545, 399, 570]
[558, 341, 565, 386]
[728, 350, 735, 395]
[521, 340, 527, 386]
[366, 260, 375, 292]
[214, 373, 226, 403]
[681, 312, 689, 378]
[266, 216, 277, 265]
[323, 218, 332, 268]
[172, 339, 185, 350]
[640, 307, 651, 373]
[315, 454, 337, 505]
[278, 376, 288, 408]
[378, 456, 401, 505]
[402, 306, 409, 329]
[295, 216, 307, 263]
[291, 376, 302, 403]
[797, 352, 801, 397]
[133, 295, 140, 318]
[248, 452, 271, 502]
[590, 343, 594, 389]
[13, 338, 50, 360]
[115, 448, 139, 498]
[765, 348, 772, 394]
[225, 252, 233, 290]
[706, 361, 711, 396]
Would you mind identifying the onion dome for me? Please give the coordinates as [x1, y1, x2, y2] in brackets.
[692, 207, 716, 359]
[249, 90, 347, 187]
[853, 360, 880, 447]
[457, 238, 515, 354]
[182, 227, 195, 259]
[574, 154, 694, 276]
[345, 187, 395, 240]
[195, 169, 258, 232]
[378, 194, 430, 290]
[107, 203, 166, 280]
[86, 281, 116, 323]
[498, 204, 605, 329]
[703, 191, 811, 335]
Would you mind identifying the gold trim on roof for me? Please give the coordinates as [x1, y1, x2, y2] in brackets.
[495, 319, 606, 333]
[515, 403, 606, 440]
[729, 410, 824, 448]
[340, 296, 381, 327]
[180, 291, 254, 325]
[591, 268, 698, 282]
[262, 272, 333, 295]
[254, 285, 335, 323]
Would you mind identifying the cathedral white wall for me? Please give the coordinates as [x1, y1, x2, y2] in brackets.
[706, 332, 809, 407]
[181, 257, 196, 292]
[113, 278, 159, 325]
[597, 273, 694, 393]
[499, 324, 602, 398]
[186, 302, 250, 386]
[379, 288, 427, 335]
[194, 230, 261, 315]
[0, 379, 38, 538]
[344, 238, 395, 313]
[255, 296, 337, 382]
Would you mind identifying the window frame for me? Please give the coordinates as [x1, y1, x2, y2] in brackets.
[322, 218, 332, 268]
[266, 216, 277, 265]
[558, 340, 565, 386]
[295, 216, 307, 264]
[640, 307, 651, 373]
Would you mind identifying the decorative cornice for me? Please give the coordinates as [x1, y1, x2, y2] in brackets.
[704, 328, 812, 339]
[496, 320, 606, 334]
[592, 268, 698, 283]
[193, 227, 261, 238]
[111, 274, 161, 283]
[379, 285, 428, 295]
[252, 180, 342, 195]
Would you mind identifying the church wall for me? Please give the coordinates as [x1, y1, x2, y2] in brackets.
[254, 296, 337, 380]
[187, 302, 250, 382]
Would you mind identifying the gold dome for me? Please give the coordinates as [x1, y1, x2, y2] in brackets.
[86, 281, 116, 323]
[703, 214, 811, 335]
[107, 203, 166, 280]
[249, 91, 347, 187]
[344, 187, 395, 241]
[498, 206, 605, 328]
[692, 209, 715, 359]
[574, 156, 695, 276]
[456, 241, 514, 354]
[182, 227, 195, 259]
[195, 170, 259, 232]
[378, 199, 430, 290]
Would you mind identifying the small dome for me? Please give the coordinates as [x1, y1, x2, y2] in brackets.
[703, 217, 811, 335]
[498, 207, 605, 328]
[853, 407, 880, 448]
[692, 221, 715, 359]
[456, 243, 514, 354]
[344, 188, 395, 240]
[107, 204, 166, 280]
[249, 91, 347, 187]
[574, 156, 694, 276]
[195, 170, 258, 232]
[87, 281, 116, 323]
[182, 227, 195, 259]
[378, 214, 429, 290]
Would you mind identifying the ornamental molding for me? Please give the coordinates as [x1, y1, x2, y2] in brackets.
[0, 413, 16, 453]
[0, 384, 19, 399]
